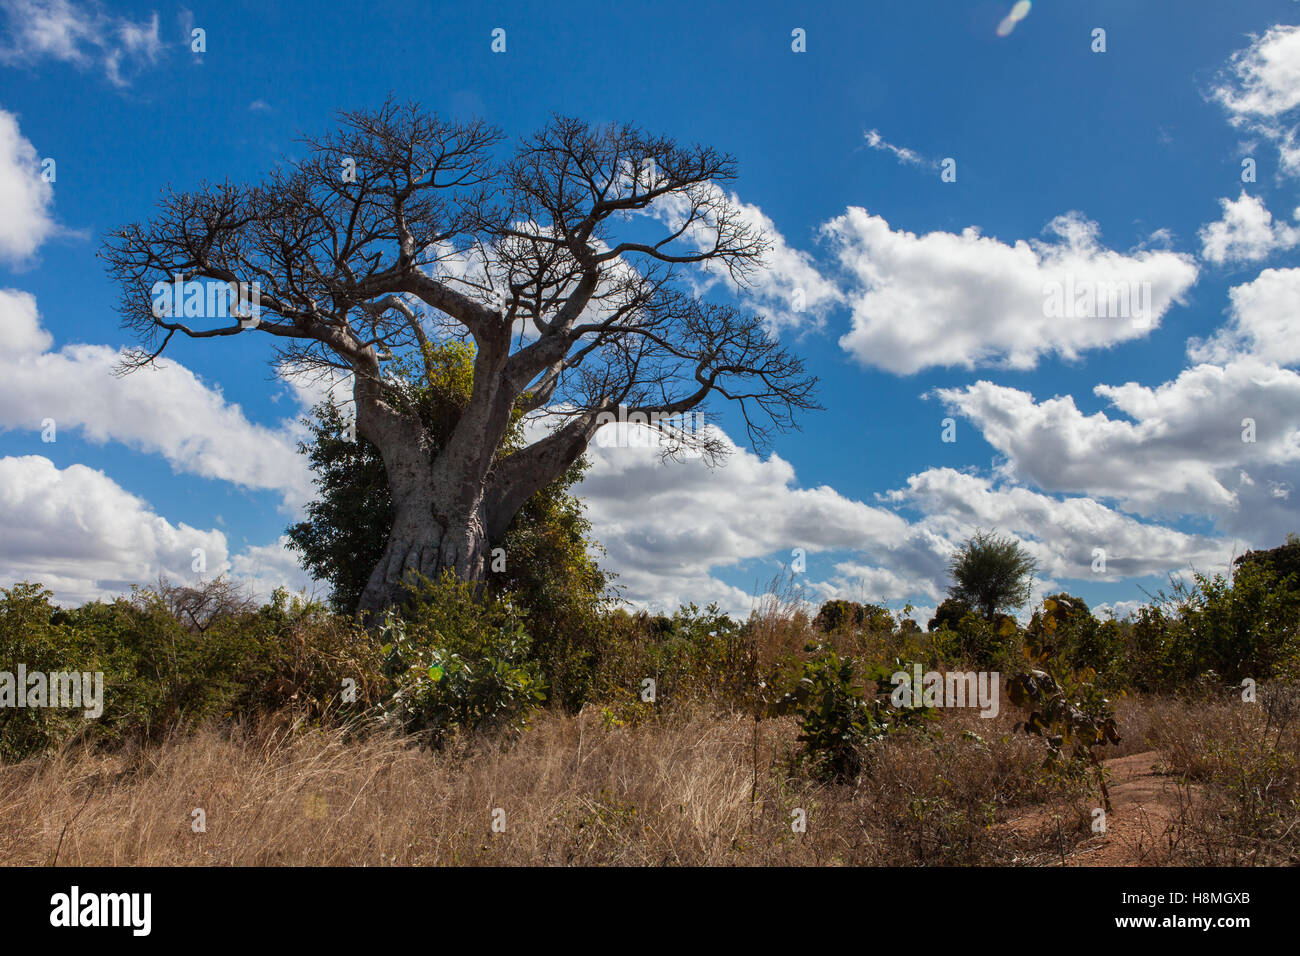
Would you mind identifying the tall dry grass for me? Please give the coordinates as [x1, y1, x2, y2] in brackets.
[0, 704, 1096, 866]
[1142, 689, 1300, 865]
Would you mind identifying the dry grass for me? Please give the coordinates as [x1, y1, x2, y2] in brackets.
[1140, 690, 1300, 865]
[8, 687, 1291, 867]
[0, 703, 1098, 866]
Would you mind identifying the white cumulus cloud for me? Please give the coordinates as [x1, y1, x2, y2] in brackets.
[1189, 267, 1300, 367]
[823, 208, 1198, 374]
[0, 107, 56, 265]
[1199, 192, 1300, 264]
[0, 290, 314, 511]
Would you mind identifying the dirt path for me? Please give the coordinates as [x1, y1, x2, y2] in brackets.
[1005, 750, 1194, 866]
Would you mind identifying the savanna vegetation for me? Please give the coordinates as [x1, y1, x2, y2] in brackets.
[2, 513, 1298, 865]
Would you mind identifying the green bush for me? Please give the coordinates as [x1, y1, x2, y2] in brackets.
[587, 603, 752, 716]
[931, 611, 1021, 671]
[1008, 645, 1122, 811]
[812, 600, 895, 635]
[0, 584, 104, 761]
[0, 580, 384, 762]
[221, 588, 385, 721]
[778, 643, 925, 782]
[1026, 594, 1124, 691]
[378, 574, 546, 747]
[927, 597, 973, 633]
[1127, 562, 1300, 689]
[1177, 563, 1300, 683]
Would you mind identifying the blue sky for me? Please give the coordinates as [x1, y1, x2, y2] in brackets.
[1, 0, 1299, 620]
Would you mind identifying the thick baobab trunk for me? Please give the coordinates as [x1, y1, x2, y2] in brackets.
[357, 483, 489, 613]
[352, 369, 501, 616]
[349, 333, 595, 617]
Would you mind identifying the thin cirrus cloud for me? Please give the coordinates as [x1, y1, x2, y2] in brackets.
[0, 0, 162, 87]
[862, 128, 937, 169]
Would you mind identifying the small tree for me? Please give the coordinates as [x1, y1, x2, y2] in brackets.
[947, 530, 1037, 622]
[151, 575, 257, 634]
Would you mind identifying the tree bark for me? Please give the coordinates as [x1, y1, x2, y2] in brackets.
[352, 362, 501, 615]
[357, 480, 488, 613]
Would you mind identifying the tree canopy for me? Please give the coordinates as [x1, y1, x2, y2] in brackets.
[103, 101, 818, 611]
[946, 530, 1038, 621]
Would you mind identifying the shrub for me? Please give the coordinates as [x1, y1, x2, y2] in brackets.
[1234, 533, 1300, 589]
[932, 610, 1021, 671]
[588, 603, 752, 715]
[778, 643, 925, 782]
[1007, 646, 1121, 811]
[0, 580, 385, 762]
[1025, 594, 1124, 691]
[1124, 604, 1184, 692]
[927, 597, 972, 633]
[378, 574, 545, 747]
[812, 600, 894, 635]
[0, 584, 104, 761]
[1177, 563, 1300, 683]
[225, 588, 385, 721]
[1130, 561, 1300, 688]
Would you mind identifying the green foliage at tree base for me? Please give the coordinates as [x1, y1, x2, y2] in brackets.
[378, 573, 546, 747]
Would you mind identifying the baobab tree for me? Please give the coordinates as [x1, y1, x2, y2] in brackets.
[103, 101, 818, 613]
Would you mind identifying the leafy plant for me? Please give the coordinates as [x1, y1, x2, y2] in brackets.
[0, 584, 104, 760]
[778, 644, 925, 782]
[1026, 594, 1124, 691]
[378, 573, 545, 747]
[1008, 648, 1121, 810]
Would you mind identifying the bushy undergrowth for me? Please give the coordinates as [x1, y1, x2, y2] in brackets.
[2, 538, 1298, 792]
[378, 575, 545, 747]
[0, 582, 383, 761]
